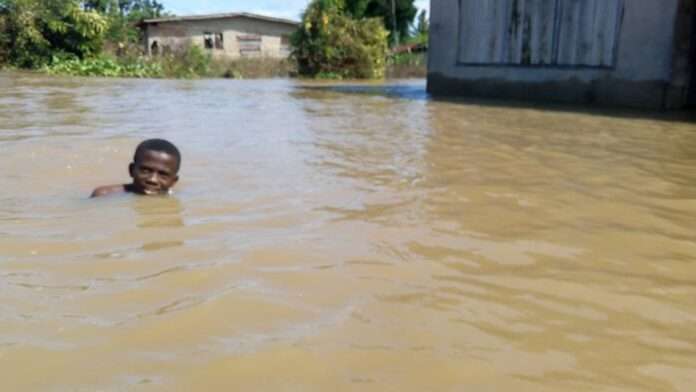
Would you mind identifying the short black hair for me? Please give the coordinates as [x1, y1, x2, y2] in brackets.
[133, 139, 181, 172]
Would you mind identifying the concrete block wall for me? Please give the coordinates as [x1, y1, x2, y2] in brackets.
[427, 0, 684, 108]
[146, 17, 297, 59]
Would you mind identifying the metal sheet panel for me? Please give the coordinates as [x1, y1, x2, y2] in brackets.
[457, 0, 622, 67]
[555, 0, 622, 66]
[458, 0, 556, 65]
[458, 0, 510, 63]
[521, 0, 557, 64]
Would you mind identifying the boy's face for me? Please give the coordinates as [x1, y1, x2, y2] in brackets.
[129, 150, 179, 195]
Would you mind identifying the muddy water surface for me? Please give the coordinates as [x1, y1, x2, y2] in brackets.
[1, 72, 696, 391]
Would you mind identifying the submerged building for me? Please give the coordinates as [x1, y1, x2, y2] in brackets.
[140, 13, 299, 59]
[427, 0, 696, 109]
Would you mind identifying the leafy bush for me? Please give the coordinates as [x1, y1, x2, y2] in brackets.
[0, 0, 107, 68]
[157, 44, 211, 78]
[208, 57, 297, 79]
[345, 0, 418, 45]
[292, 0, 389, 79]
[42, 44, 217, 79]
[86, 0, 165, 46]
[0, 14, 8, 64]
[386, 52, 426, 78]
[43, 54, 162, 78]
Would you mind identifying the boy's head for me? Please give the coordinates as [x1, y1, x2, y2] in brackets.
[129, 139, 181, 195]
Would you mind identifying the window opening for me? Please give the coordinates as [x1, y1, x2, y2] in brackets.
[238, 35, 262, 56]
[204, 32, 214, 49]
[280, 35, 291, 56]
[150, 40, 159, 55]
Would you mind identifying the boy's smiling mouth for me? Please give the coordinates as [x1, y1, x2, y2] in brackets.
[142, 185, 162, 195]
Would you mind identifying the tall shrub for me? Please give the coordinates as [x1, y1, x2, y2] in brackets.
[99, 0, 165, 45]
[345, 0, 418, 44]
[0, 13, 8, 64]
[0, 0, 107, 68]
[158, 44, 211, 78]
[292, 0, 389, 79]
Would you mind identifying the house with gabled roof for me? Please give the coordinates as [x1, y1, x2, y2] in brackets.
[140, 12, 299, 59]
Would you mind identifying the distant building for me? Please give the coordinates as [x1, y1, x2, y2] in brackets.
[141, 12, 299, 59]
[428, 0, 696, 109]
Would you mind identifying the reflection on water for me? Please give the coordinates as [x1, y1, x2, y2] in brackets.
[0, 71, 695, 391]
[134, 197, 185, 251]
[134, 197, 185, 229]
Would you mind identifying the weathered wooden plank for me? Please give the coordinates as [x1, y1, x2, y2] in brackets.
[556, 0, 622, 66]
[459, 0, 510, 63]
[520, 0, 556, 64]
[458, 0, 557, 65]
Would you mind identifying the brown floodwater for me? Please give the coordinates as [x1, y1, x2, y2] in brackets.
[1, 71, 695, 391]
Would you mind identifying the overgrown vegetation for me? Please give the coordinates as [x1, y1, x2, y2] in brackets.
[387, 52, 426, 78]
[0, 0, 107, 68]
[43, 54, 161, 77]
[292, 0, 428, 79]
[83, 0, 164, 44]
[209, 57, 297, 79]
[0, 0, 425, 80]
[0, 0, 301, 79]
[411, 9, 428, 46]
[39, 41, 211, 78]
[343, 0, 417, 45]
[384, 9, 428, 78]
[42, 45, 297, 79]
[292, 0, 389, 79]
[0, 0, 164, 70]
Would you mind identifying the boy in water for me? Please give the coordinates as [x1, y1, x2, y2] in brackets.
[91, 139, 181, 198]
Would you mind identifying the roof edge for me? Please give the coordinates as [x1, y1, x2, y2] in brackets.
[142, 12, 300, 26]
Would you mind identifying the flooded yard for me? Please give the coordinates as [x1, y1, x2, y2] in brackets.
[1, 72, 696, 391]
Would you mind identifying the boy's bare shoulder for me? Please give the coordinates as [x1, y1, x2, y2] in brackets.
[91, 184, 126, 198]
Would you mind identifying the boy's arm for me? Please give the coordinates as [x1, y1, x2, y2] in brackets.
[91, 185, 126, 198]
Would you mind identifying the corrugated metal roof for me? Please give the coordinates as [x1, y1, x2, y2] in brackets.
[142, 12, 299, 26]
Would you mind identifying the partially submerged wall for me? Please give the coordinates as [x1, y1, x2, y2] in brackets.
[669, 0, 696, 107]
[427, 0, 683, 108]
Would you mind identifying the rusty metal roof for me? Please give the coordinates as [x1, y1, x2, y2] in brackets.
[142, 12, 299, 26]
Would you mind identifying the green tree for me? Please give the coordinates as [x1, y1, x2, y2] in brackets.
[0, 0, 107, 67]
[83, 0, 162, 17]
[83, 0, 112, 13]
[103, 0, 164, 44]
[344, 0, 370, 18]
[129, 0, 163, 19]
[0, 13, 8, 64]
[409, 9, 427, 45]
[415, 9, 428, 36]
[345, 0, 417, 45]
[292, 0, 389, 79]
[110, 0, 163, 18]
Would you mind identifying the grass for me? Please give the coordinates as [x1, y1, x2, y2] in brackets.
[43, 55, 163, 78]
[40, 44, 298, 80]
[31, 44, 424, 80]
[209, 57, 297, 79]
[386, 52, 427, 78]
